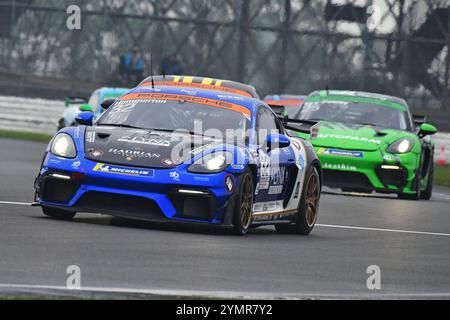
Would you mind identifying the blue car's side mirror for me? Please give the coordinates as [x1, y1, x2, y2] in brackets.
[266, 133, 291, 151]
[75, 111, 94, 126]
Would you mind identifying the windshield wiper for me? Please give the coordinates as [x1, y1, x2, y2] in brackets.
[99, 123, 145, 130]
[358, 123, 390, 128]
[152, 128, 215, 138]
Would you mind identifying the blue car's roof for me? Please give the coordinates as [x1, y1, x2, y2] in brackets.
[127, 85, 261, 115]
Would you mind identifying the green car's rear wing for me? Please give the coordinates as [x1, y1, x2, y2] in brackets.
[280, 117, 319, 136]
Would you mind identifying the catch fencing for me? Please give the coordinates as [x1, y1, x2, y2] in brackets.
[0, 95, 448, 163]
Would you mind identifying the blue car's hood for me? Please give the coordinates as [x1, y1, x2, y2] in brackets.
[84, 126, 222, 169]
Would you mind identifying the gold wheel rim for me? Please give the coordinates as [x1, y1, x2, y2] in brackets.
[305, 172, 320, 227]
[240, 174, 253, 229]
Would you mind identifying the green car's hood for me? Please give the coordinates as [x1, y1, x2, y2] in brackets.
[310, 121, 414, 151]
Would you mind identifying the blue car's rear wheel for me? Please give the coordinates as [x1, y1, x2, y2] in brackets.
[42, 207, 76, 221]
[276, 167, 320, 235]
[232, 169, 254, 235]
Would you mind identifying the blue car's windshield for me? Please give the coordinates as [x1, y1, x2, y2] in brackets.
[97, 95, 250, 136]
[295, 100, 412, 131]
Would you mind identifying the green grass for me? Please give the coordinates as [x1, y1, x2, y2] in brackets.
[0, 129, 52, 143]
[435, 165, 450, 187]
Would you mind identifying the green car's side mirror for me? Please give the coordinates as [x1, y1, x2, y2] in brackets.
[419, 123, 437, 137]
[79, 104, 93, 112]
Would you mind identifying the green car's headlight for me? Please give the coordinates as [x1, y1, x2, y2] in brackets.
[51, 133, 77, 158]
[188, 151, 232, 174]
[387, 138, 413, 154]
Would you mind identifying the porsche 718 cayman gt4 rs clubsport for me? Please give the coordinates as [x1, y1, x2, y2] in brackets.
[290, 90, 437, 200]
[34, 83, 321, 235]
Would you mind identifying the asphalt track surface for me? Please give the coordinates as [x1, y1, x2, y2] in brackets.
[0, 138, 450, 299]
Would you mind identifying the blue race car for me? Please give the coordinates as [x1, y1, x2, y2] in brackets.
[57, 87, 130, 130]
[34, 82, 321, 235]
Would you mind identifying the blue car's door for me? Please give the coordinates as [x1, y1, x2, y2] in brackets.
[253, 107, 296, 213]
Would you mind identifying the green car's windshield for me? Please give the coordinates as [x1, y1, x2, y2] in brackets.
[97, 98, 250, 136]
[295, 100, 413, 131]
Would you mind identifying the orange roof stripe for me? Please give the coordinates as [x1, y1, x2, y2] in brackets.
[266, 99, 304, 107]
[120, 93, 251, 117]
[140, 81, 253, 98]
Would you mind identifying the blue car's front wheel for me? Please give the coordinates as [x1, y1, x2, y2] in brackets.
[232, 169, 254, 235]
[42, 207, 76, 221]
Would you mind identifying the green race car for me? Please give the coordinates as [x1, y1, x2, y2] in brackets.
[288, 90, 438, 200]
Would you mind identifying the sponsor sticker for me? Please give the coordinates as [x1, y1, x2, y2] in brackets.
[109, 149, 160, 160]
[71, 161, 81, 169]
[268, 185, 283, 195]
[317, 133, 381, 145]
[318, 148, 364, 158]
[259, 177, 270, 190]
[93, 163, 154, 177]
[193, 176, 210, 182]
[88, 149, 104, 157]
[225, 175, 234, 193]
[383, 154, 396, 161]
[294, 182, 300, 199]
[253, 200, 283, 213]
[161, 158, 176, 166]
[86, 131, 95, 143]
[169, 171, 180, 181]
[231, 164, 245, 170]
[322, 163, 357, 171]
[49, 159, 61, 165]
[297, 155, 305, 170]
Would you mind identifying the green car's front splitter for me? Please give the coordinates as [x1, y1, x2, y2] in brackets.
[313, 146, 421, 195]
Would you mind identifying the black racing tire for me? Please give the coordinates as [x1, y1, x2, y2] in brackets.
[275, 166, 321, 235]
[420, 168, 434, 200]
[420, 154, 434, 200]
[42, 207, 76, 221]
[232, 168, 254, 236]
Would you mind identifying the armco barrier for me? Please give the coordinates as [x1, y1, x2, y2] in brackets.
[0, 96, 64, 135]
[0, 95, 449, 162]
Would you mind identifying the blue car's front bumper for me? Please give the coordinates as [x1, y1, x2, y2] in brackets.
[36, 154, 239, 226]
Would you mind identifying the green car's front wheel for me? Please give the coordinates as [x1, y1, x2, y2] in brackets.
[420, 161, 434, 200]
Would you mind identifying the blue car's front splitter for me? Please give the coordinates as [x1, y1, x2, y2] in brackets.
[36, 155, 239, 226]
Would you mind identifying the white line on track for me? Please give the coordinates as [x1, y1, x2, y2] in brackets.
[0, 283, 450, 299]
[1, 200, 449, 237]
[0, 201, 32, 206]
[433, 193, 450, 201]
[316, 224, 450, 237]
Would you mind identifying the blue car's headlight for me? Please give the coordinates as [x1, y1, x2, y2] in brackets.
[188, 151, 232, 174]
[51, 133, 77, 158]
[387, 138, 413, 154]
